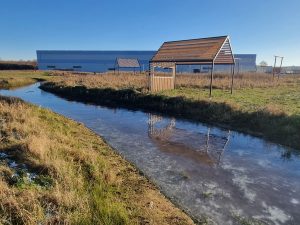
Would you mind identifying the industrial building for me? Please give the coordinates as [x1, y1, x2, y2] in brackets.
[36, 50, 256, 73]
[36, 50, 156, 72]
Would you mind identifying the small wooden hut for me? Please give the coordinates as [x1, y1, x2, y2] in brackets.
[149, 36, 235, 96]
[115, 58, 141, 75]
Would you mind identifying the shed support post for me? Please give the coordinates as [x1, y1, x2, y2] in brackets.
[231, 64, 235, 94]
[209, 62, 214, 97]
[172, 64, 176, 89]
[148, 63, 153, 91]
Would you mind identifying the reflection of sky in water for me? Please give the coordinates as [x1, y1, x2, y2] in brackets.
[1, 83, 300, 225]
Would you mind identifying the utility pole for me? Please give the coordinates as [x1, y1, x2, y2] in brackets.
[273, 55, 284, 79]
[278, 56, 284, 79]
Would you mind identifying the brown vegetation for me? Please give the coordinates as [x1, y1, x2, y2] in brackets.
[0, 61, 37, 70]
[47, 71, 300, 91]
[0, 96, 194, 225]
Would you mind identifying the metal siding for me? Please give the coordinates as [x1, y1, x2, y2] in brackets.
[176, 54, 257, 73]
[36, 51, 256, 73]
[36, 51, 156, 72]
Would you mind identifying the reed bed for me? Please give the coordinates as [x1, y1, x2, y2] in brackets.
[176, 72, 300, 89]
[49, 71, 300, 91]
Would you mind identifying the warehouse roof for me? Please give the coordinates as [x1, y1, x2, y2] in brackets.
[151, 36, 234, 65]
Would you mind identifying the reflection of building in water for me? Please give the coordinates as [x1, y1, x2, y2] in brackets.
[148, 114, 230, 166]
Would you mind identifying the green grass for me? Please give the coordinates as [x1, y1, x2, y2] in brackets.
[162, 85, 300, 115]
[0, 70, 51, 89]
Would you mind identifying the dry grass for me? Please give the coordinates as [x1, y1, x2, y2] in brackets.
[48, 71, 300, 115]
[48, 71, 148, 90]
[0, 96, 194, 225]
[176, 72, 300, 89]
[0, 71, 51, 89]
[49, 71, 300, 91]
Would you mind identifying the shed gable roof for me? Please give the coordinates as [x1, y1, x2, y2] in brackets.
[116, 58, 140, 68]
[151, 36, 234, 64]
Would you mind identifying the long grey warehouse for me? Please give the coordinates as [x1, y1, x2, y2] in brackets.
[36, 50, 256, 73]
[36, 50, 156, 72]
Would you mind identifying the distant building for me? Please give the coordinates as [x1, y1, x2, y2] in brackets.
[36, 50, 156, 72]
[37, 51, 257, 74]
[256, 65, 273, 73]
[256, 66, 300, 74]
[233, 54, 257, 72]
[282, 66, 300, 74]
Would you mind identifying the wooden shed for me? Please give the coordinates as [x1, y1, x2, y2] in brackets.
[149, 36, 235, 96]
[115, 58, 141, 74]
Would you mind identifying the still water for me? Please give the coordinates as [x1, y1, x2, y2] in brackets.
[1, 83, 300, 225]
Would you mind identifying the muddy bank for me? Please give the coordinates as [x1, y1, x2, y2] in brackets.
[40, 82, 300, 150]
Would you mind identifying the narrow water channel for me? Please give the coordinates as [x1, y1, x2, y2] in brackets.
[1, 83, 299, 225]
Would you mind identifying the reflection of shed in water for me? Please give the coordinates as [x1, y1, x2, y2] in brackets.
[148, 114, 230, 166]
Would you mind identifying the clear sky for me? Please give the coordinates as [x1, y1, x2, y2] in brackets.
[1, 0, 299, 66]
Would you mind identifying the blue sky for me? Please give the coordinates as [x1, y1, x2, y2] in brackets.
[1, 0, 299, 66]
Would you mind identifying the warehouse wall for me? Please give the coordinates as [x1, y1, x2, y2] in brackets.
[176, 54, 257, 73]
[37, 50, 156, 72]
[37, 51, 257, 73]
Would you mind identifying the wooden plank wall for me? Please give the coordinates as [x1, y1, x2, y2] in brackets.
[150, 76, 174, 92]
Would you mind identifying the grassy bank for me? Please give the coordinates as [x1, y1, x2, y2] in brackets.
[0, 96, 194, 225]
[0, 70, 51, 89]
[41, 73, 300, 150]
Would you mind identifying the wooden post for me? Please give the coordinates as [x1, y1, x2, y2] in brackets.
[231, 63, 235, 94]
[172, 64, 176, 89]
[148, 63, 151, 91]
[278, 57, 284, 79]
[209, 62, 214, 97]
[273, 56, 277, 79]
[149, 63, 155, 92]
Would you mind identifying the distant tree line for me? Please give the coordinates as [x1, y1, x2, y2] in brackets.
[0, 60, 37, 70]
